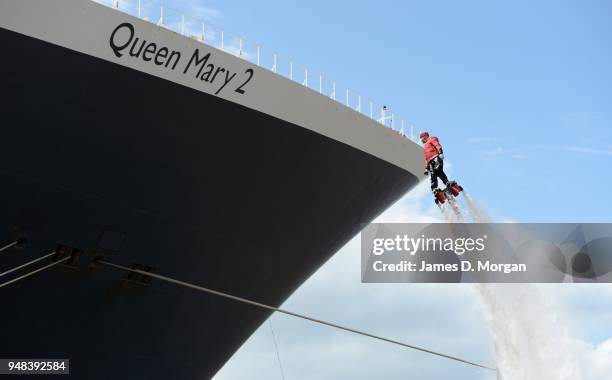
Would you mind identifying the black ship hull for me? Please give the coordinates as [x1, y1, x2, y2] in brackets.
[0, 25, 418, 379]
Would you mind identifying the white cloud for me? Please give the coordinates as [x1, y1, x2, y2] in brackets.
[479, 284, 612, 380]
[481, 147, 505, 155]
[537, 285, 612, 345]
[570, 336, 612, 379]
[374, 180, 443, 223]
[563, 146, 612, 156]
[467, 137, 499, 143]
[480, 146, 528, 159]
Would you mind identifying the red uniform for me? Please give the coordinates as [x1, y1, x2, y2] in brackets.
[423, 136, 443, 165]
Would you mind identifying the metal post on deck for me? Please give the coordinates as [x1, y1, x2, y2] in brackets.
[319, 75, 322, 94]
[303, 69, 308, 86]
[158, 6, 164, 26]
[221, 31, 224, 50]
[272, 54, 277, 72]
[289, 61, 293, 80]
[256, 46, 260, 65]
[239, 38, 243, 57]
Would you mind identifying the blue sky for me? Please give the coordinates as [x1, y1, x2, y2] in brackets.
[107, 0, 612, 377]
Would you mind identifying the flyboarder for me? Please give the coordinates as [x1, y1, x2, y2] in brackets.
[420, 131, 463, 208]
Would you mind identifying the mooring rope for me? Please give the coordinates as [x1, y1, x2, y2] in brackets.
[269, 318, 286, 380]
[0, 255, 68, 289]
[0, 251, 58, 279]
[95, 259, 496, 371]
[0, 240, 20, 254]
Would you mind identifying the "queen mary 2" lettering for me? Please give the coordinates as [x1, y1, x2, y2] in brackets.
[109, 22, 254, 96]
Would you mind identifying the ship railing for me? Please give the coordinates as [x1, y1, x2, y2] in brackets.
[94, 0, 419, 143]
